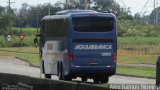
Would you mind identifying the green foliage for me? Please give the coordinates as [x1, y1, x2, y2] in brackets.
[117, 20, 160, 37]
[0, 16, 8, 30]
[118, 54, 157, 65]
[0, 6, 8, 31]
[0, 28, 37, 47]
[16, 3, 62, 28]
[0, 47, 156, 78]
[57, 0, 132, 20]
[149, 6, 160, 24]
[117, 65, 156, 78]
[118, 37, 160, 45]
[0, 35, 35, 47]
[118, 37, 160, 55]
[12, 28, 37, 36]
[0, 47, 39, 66]
[0, 5, 17, 33]
[17, 53, 39, 67]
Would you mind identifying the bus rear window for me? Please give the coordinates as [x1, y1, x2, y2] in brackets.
[72, 17, 114, 32]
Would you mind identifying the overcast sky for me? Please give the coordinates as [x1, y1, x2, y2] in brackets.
[0, 0, 159, 15]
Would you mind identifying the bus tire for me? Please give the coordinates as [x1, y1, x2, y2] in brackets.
[58, 62, 64, 80]
[156, 56, 160, 86]
[81, 77, 87, 82]
[57, 61, 59, 76]
[45, 74, 51, 79]
[100, 77, 109, 83]
[40, 59, 45, 74]
[64, 75, 72, 81]
[58, 62, 72, 81]
[93, 78, 100, 84]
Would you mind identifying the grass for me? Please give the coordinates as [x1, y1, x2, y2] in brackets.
[117, 37, 160, 64]
[118, 37, 160, 45]
[118, 51, 158, 64]
[0, 47, 157, 78]
[118, 37, 160, 55]
[0, 47, 40, 67]
[0, 47, 39, 53]
[16, 53, 39, 67]
[0, 35, 35, 47]
[117, 65, 156, 78]
[117, 20, 160, 37]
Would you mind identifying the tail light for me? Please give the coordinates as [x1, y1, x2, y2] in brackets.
[68, 52, 73, 61]
[113, 52, 117, 62]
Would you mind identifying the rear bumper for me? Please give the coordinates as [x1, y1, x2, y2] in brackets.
[68, 63, 116, 77]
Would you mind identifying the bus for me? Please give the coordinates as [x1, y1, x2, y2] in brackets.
[34, 10, 117, 83]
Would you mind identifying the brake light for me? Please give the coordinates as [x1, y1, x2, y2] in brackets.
[113, 52, 117, 62]
[68, 52, 73, 61]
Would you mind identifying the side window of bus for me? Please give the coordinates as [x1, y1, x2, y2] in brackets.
[43, 20, 49, 40]
[43, 19, 67, 40]
[54, 19, 66, 37]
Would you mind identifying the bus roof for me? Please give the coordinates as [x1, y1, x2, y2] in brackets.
[56, 10, 96, 15]
[42, 10, 115, 21]
[43, 10, 96, 21]
[42, 14, 70, 21]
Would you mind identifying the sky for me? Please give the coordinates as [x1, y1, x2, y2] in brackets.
[0, 0, 159, 15]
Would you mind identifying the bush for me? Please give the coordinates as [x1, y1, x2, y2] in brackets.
[117, 20, 160, 37]
[0, 28, 37, 47]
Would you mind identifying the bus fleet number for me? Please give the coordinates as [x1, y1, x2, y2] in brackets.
[101, 53, 111, 56]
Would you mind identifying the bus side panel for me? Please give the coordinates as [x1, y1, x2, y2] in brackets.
[62, 53, 71, 75]
[42, 40, 66, 75]
[40, 17, 68, 75]
[63, 18, 72, 76]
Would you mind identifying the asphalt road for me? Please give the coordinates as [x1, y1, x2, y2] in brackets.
[0, 57, 156, 85]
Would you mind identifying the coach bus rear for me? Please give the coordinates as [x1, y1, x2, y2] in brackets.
[61, 12, 117, 83]
[35, 10, 117, 84]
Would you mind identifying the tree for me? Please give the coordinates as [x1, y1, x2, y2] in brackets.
[0, 6, 16, 34]
[55, 0, 132, 20]
[0, 6, 6, 29]
[18, 3, 30, 27]
[16, 3, 62, 28]
[149, 7, 160, 24]
[91, 0, 115, 11]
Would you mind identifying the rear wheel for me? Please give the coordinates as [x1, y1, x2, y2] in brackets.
[157, 62, 160, 86]
[81, 77, 87, 82]
[93, 78, 100, 84]
[156, 56, 160, 86]
[58, 62, 64, 80]
[100, 77, 109, 83]
[64, 75, 72, 81]
[58, 62, 72, 81]
[45, 74, 51, 79]
[93, 77, 109, 84]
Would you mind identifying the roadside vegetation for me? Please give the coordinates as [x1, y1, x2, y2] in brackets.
[0, 28, 159, 65]
[0, 47, 156, 78]
[0, 0, 159, 80]
[117, 36, 160, 65]
[0, 27, 158, 79]
[0, 28, 37, 47]
[0, 47, 39, 66]
[117, 65, 155, 78]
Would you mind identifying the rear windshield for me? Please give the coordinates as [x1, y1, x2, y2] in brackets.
[72, 17, 114, 32]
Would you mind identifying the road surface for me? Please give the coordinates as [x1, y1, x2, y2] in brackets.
[0, 57, 156, 85]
